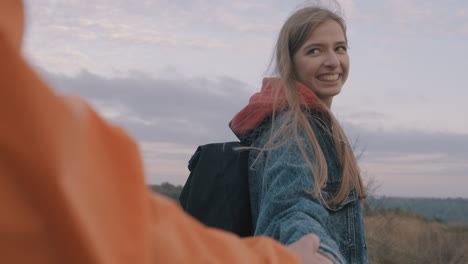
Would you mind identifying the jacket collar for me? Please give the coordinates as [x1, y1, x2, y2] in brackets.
[230, 78, 328, 142]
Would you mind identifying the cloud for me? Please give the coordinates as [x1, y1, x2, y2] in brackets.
[139, 141, 195, 184]
[340, 110, 386, 121]
[41, 18, 231, 49]
[105, 29, 231, 49]
[231, 2, 275, 12]
[39, 68, 256, 184]
[74, 18, 133, 33]
[42, 69, 252, 145]
[363, 152, 468, 176]
[385, 0, 433, 24]
[212, 8, 278, 34]
[337, 0, 357, 19]
[340, 118, 468, 159]
[460, 23, 468, 34]
[361, 151, 468, 197]
[376, 0, 468, 37]
[47, 24, 98, 40]
[24, 46, 95, 77]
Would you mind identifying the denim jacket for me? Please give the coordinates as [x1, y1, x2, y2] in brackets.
[248, 111, 368, 264]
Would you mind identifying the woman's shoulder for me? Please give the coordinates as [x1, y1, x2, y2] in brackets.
[253, 110, 329, 143]
[251, 111, 290, 146]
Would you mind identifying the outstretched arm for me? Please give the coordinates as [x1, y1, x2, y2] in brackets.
[0, 4, 302, 262]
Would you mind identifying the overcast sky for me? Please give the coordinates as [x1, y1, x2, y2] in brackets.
[23, 0, 468, 198]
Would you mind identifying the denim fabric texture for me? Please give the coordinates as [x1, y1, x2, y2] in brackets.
[248, 111, 368, 264]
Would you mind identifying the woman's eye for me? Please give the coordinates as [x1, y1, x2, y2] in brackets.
[336, 46, 347, 52]
[308, 48, 320, 54]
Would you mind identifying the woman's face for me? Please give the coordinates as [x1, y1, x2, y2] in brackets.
[293, 19, 349, 107]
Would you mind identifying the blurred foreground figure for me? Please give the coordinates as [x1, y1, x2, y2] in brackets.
[0, 0, 325, 263]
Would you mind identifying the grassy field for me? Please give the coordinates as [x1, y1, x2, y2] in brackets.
[365, 208, 468, 264]
[151, 183, 468, 263]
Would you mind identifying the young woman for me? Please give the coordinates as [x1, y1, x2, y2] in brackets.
[230, 6, 368, 264]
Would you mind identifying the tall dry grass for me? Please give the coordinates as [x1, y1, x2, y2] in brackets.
[365, 209, 468, 264]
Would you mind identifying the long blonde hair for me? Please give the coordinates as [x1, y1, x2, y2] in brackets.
[264, 6, 366, 206]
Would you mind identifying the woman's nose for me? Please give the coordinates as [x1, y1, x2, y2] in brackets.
[323, 51, 339, 68]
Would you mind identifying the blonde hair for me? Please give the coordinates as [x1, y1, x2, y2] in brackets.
[263, 6, 366, 206]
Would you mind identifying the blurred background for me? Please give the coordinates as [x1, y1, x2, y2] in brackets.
[23, 0, 468, 198]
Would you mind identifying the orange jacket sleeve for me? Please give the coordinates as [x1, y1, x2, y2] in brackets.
[0, 1, 301, 263]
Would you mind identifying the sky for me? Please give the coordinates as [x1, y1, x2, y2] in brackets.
[22, 0, 468, 198]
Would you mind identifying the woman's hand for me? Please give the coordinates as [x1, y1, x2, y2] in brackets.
[287, 234, 334, 264]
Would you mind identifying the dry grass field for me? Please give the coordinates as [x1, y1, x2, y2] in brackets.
[150, 183, 468, 263]
[365, 209, 468, 264]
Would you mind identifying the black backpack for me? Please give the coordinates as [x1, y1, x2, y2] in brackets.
[179, 141, 253, 237]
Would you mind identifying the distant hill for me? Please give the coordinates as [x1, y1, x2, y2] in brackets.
[149, 182, 183, 202]
[149, 182, 468, 223]
[367, 196, 468, 223]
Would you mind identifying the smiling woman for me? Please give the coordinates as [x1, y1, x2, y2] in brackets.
[293, 19, 349, 107]
[229, 4, 368, 264]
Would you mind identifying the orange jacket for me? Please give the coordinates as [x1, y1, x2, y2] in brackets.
[0, 1, 300, 263]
